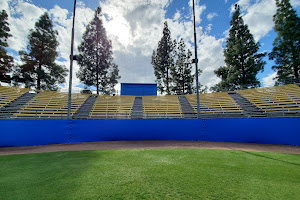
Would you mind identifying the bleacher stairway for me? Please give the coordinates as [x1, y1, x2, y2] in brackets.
[131, 97, 143, 119]
[229, 92, 266, 118]
[0, 92, 37, 119]
[73, 95, 97, 119]
[178, 96, 197, 118]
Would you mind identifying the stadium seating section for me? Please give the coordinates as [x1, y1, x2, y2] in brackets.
[0, 86, 29, 108]
[90, 95, 135, 119]
[185, 92, 243, 114]
[0, 84, 299, 119]
[13, 91, 89, 118]
[143, 95, 182, 118]
[238, 84, 300, 115]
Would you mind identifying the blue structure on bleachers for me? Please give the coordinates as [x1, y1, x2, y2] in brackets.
[121, 83, 157, 96]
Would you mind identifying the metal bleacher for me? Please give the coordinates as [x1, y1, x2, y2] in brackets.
[238, 84, 300, 117]
[0, 86, 29, 108]
[89, 95, 135, 119]
[185, 92, 244, 118]
[143, 95, 182, 118]
[13, 91, 89, 119]
[1, 84, 300, 120]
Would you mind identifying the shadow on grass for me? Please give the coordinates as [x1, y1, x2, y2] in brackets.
[0, 150, 107, 200]
[240, 150, 300, 166]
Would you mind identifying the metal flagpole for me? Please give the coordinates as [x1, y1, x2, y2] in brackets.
[192, 0, 201, 118]
[68, 0, 77, 119]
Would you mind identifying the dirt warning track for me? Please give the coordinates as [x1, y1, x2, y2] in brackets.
[1, 140, 300, 156]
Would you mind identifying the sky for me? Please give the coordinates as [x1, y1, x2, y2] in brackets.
[1, 0, 300, 93]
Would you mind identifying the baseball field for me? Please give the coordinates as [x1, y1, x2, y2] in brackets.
[0, 148, 299, 199]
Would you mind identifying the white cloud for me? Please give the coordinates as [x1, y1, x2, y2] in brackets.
[101, 0, 170, 56]
[7, 1, 47, 51]
[197, 35, 224, 89]
[291, 0, 300, 7]
[207, 12, 218, 21]
[234, 0, 300, 43]
[3, 0, 227, 93]
[97, 0, 173, 86]
[262, 72, 277, 87]
[188, 0, 206, 24]
[173, 10, 181, 21]
[231, 0, 251, 13]
[49, 5, 69, 27]
[0, 0, 9, 12]
[241, 0, 277, 41]
[5, 0, 96, 91]
[223, 28, 229, 38]
[163, 18, 225, 89]
[205, 24, 212, 33]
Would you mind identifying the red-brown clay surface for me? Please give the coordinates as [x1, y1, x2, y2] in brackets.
[0, 140, 299, 156]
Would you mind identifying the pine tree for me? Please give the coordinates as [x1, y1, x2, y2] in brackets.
[171, 38, 194, 94]
[152, 21, 175, 95]
[269, 0, 300, 85]
[210, 66, 230, 92]
[16, 12, 67, 90]
[77, 7, 120, 95]
[0, 10, 14, 83]
[212, 5, 266, 91]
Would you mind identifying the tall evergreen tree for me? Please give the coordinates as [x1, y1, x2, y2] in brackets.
[212, 5, 266, 92]
[16, 12, 67, 90]
[0, 10, 14, 83]
[210, 66, 230, 92]
[171, 38, 194, 94]
[77, 7, 120, 95]
[269, 0, 300, 85]
[151, 21, 175, 95]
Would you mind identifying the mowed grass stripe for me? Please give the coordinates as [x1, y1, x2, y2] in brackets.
[0, 149, 299, 199]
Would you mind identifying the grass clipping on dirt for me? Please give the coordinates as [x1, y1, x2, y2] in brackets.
[0, 149, 299, 199]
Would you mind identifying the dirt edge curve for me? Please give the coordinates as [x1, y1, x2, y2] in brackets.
[1, 141, 300, 156]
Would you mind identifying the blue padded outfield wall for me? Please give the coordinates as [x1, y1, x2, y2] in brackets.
[121, 83, 157, 96]
[205, 118, 300, 145]
[0, 120, 69, 147]
[71, 119, 203, 143]
[0, 118, 299, 147]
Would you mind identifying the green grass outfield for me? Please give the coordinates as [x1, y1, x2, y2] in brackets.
[0, 149, 299, 199]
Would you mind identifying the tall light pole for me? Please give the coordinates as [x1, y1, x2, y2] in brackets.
[192, 0, 201, 118]
[67, 0, 77, 119]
